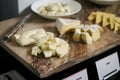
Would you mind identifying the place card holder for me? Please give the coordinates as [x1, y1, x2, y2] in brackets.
[95, 52, 120, 80]
[62, 68, 88, 80]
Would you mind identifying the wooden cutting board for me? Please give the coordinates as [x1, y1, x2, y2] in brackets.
[0, 0, 120, 78]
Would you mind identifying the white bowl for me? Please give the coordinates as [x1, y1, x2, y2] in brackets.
[90, 0, 120, 5]
[31, 0, 82, 20]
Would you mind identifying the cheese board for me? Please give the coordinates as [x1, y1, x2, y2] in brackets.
[0, 0, 120, 78]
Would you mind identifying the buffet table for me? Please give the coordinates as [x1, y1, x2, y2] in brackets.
[0, 0, 120, 78]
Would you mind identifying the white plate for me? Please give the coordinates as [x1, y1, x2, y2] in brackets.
[31, 0, 82, 20]
[90, 0, 120, 5]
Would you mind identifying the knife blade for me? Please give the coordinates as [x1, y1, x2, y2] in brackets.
[1, 13, 32, 43]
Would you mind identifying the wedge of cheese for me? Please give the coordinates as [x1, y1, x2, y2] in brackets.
[56, 18, 80, 34]
[81, 32, 93, 44]
[88, 12, 96, 21]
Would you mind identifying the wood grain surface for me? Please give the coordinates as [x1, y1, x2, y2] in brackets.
[0, 0, 120, 78]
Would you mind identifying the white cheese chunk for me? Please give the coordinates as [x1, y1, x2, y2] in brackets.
[73, 28, 81, 41]
[89, 25, 102, 41]
[81, 32, 93, 44]
[56, 45, 69, 58]
[36, 35, 49, 47]
[31, 46, 41, 56]
[43, 50, 55, 58]
[56, 18, 80, 34]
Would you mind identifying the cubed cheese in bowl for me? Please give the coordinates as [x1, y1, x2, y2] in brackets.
[31, 0, 82, 20]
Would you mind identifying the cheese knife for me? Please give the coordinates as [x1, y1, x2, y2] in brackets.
[1, 13, 32, 43]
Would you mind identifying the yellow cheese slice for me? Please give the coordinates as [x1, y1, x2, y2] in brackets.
[102, 15, 110, 27]
[115, 17, 120, 23]
[88, 12, 96, 21]
[110, 22, 115, 30]
[114, 22, 120, 31]
[102, 13, 115, 27]
[95, 11, 103, 24]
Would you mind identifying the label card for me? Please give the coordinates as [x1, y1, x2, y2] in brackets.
[63, 69, 88, 80]
[95, 52, 120, 80]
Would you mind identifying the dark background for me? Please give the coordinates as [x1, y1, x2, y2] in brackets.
[0, 0, 18, 21]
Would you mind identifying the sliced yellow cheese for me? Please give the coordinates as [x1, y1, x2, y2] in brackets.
[56, 18, 80, 34]
[81, 32, 93, 44]
[110, 16, 115, 23]
[110, 22, 115, 30]
[88, 12, 96, 21]
[102, 15, 110, 27]
[95, 11, 103, 24]
[102, 13, 115, 27]
[114, 22, 120, 31]
[115, 17, 120, 23]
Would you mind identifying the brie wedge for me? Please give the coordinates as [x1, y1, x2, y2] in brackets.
[56, 18, 80, 34]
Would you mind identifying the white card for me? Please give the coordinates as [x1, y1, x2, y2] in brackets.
[63, 69, 88, 80]
[95, 52, 120, 80]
